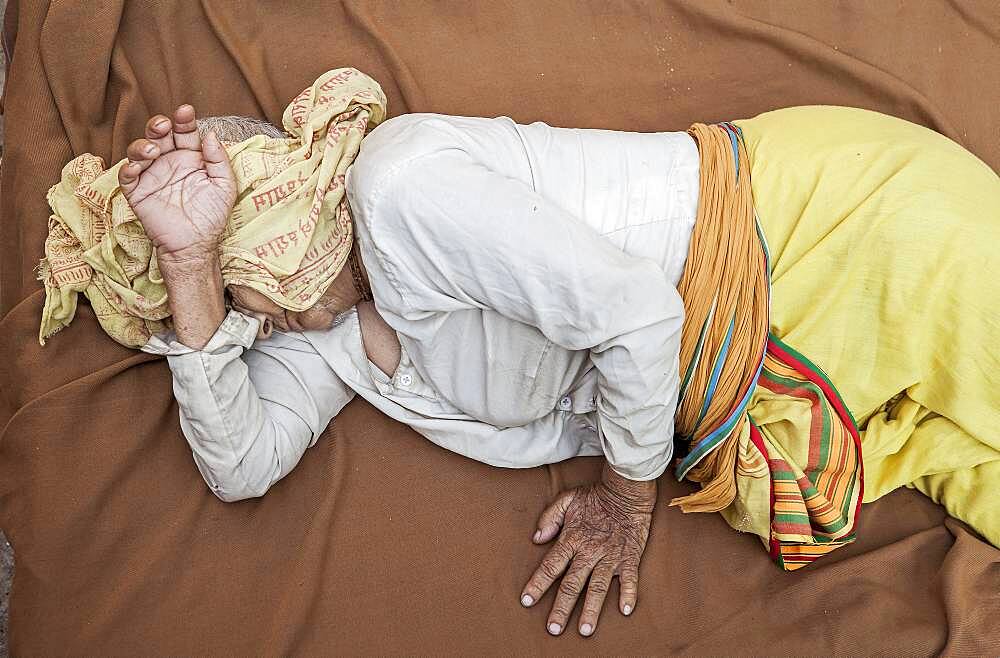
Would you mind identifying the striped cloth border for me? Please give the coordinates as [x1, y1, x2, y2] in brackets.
[752, 336, 864, 571]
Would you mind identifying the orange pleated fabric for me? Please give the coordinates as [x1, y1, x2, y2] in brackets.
[669, 123, 769, 513]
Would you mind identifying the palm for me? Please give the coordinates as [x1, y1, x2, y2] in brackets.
[125, 149, 234, 254]
[118, 104, 236, 258]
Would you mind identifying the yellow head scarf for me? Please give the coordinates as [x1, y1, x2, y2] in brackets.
[37, 68, 387, 348]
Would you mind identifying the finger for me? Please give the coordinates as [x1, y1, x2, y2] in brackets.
[534, 489, 576, 544]
[520, 540, 572, 609]
[546, 557, 597, 636]
[201, 130, 235, 182]
[578, 562, 614, 636]
[118, 161, 145, 193]
[619, 560, 640, 616]
[144, 114, 175, 154]
[119, 139, 159, 193]
[126, 137, 159, 163]
[171, 104, 201, 150]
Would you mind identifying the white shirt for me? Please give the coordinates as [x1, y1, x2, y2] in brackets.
[142, 113, 700, 502]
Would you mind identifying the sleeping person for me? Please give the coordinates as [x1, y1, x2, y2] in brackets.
[37, 68, 1000, 637]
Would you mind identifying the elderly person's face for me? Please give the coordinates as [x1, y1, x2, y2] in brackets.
[228, 284, 349, 339]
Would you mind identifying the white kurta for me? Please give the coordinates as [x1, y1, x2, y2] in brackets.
[142, 113, 700, 502]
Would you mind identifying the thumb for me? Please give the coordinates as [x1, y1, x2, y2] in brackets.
[533, 489, 576, 544]
[201, 130, 234, 182]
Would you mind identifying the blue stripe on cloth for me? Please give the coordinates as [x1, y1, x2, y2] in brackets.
[676, 341, 767, 480]
[692, 312, 736, 436]
[719, 122, 741, 181]
[678, 296, 716, 407]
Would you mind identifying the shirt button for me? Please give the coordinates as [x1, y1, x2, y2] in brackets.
[398, 374, 413, 387]
[558, 396, 572, 411]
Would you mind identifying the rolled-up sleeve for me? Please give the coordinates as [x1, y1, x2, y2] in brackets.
[351, 139, 683, 480]
[142, 310, 356, 501]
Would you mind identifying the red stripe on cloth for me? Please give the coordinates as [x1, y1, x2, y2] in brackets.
[748, 422, 780, 562]
[765, 337, 865, 539]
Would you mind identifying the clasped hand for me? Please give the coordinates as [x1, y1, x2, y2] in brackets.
[520, 461, 656, 637]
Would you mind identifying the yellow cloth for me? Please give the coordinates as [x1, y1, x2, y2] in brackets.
[38, 67, 387, 348]
[734, 106, 1000, 547]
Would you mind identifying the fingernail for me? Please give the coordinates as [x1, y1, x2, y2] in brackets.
[580, 623, 593, 636]
[532, 530, 541, 542]
[521, 594, 533, 607]
[155, 119, 169, 129]
[623, 604, 632, 615]
[547, 622, 561, 635]
[144, 144, 155, 154]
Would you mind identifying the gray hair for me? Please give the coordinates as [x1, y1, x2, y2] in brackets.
[196, 115, 286, 142]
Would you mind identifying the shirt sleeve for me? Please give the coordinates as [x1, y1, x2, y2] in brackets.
[142, 310, 356, 501]
[351, 142, 684, 480]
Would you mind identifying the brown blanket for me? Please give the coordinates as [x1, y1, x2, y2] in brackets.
[2, 1, 999, 654]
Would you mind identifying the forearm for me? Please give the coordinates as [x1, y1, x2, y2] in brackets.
[593, 313, 681, 481]
[157, 250, 227, 350]
[174, 356, 307, 503]
[143, 315, 356, 502]
[158, 313, 318, 502]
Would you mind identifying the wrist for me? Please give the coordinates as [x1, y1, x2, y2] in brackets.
[156, 243, 221, 271]
[157, 246, 222, 292]
[599, 461, 657, 513]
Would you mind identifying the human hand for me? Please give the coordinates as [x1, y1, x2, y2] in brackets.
[520, 461, 656, 637]
[118, 105, 236, 264]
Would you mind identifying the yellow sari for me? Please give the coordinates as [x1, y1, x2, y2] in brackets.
[735, 106, 1000, 548]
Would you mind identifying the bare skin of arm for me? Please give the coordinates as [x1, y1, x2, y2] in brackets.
[357, 301, 402, 376]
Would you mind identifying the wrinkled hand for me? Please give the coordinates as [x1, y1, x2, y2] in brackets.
[118, 104, 236, 263]
[521, 461, 656, 637]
